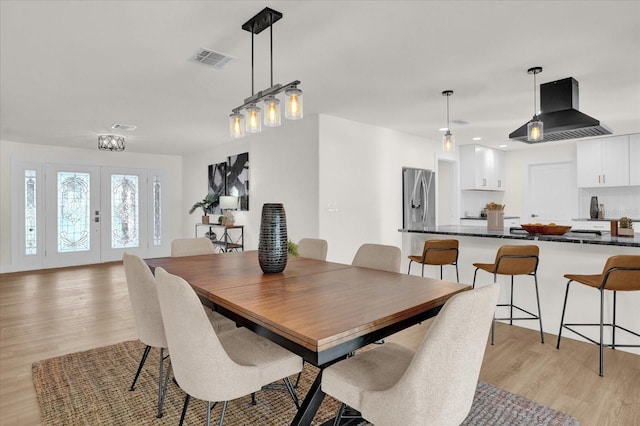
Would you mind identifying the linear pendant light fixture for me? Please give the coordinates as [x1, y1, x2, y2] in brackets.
[229, 7, 303, 139]
[441, 90, 455, 152]
[527, 66, 543, 142]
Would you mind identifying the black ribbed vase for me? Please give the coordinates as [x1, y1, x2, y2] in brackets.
[258, 203, 288, 274]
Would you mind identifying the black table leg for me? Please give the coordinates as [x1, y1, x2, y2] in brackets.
[290, 369, 326, 426]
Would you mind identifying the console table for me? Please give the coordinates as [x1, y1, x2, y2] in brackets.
[195, 223, 244, 252]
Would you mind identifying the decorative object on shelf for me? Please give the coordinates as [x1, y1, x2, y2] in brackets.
[610, 220, 618, 236]
[618, 217, 634, 237]
[229, 7, 302, 139]
[258, 203, 288, 273]
[441, 90, 455, 152]
[98, 135, 125, 151]
[219, 195, 239, 225]
[189, 193, 217, 224]
[526, 66, 544, 142]
[598, 204, 605, 219]
[589, 196, 599, 219]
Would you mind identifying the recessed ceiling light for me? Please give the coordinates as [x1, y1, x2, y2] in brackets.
[499, 144, 508, 148]
[473, 137, 482, 141]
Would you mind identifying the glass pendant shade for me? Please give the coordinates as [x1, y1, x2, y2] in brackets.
[527, 117, 544, 142]
[285, 88, 303, 120]
[229, 113, 245, 138]
[98, 135, 125, 151]
[263, 96, 281, 127]
[245, 104, 262, 133]
[442, 130, 455, 153]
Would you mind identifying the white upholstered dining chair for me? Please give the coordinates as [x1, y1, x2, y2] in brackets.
[154, 267, 303, 426]
[122, 252, 235, 418]
[297, 238, 328, 260]
[322, 283, 499, 426]
[170, 237, 215, 257]
[351, 243, 402, 273]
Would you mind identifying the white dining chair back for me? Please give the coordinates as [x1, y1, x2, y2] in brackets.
[351, 243, 401, 273]
[154, 267, 302, 425]
[322, 283, 499, 426]
[171, 237, 215, 257]
[122, 252, 168, 418]
[297, 238, 328, 260]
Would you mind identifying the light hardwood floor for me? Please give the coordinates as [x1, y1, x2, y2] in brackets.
[1, 263, 638, 425]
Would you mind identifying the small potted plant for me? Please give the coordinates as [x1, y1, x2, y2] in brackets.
[618, 217, 634, 237]
[189, 193, 217, 224]
[287, 240, 299, 257]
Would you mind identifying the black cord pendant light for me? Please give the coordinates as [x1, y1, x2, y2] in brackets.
[442, 90, 455, 152]
[527, 66, 543, 142]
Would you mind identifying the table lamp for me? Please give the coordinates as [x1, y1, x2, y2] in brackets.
[219, 196, 239, 226]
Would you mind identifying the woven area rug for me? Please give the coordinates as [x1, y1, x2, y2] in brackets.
[33, 340, 579, 425]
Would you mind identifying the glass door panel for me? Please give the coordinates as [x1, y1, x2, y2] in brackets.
[44, 164, 101, 268]
[101, 167, 148, 261]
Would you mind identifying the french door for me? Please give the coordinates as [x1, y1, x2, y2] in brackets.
[43, 164, 151, 268]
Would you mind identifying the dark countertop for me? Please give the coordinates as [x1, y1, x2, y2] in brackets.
[399, 225, 640, 247]
[572, 218, 640, 222]
[460, 216, 520, 220]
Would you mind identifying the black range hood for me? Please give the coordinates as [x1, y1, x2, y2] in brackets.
[509, 77, 612, 143]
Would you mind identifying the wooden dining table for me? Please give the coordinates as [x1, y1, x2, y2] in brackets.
[145, 250, 469, 426]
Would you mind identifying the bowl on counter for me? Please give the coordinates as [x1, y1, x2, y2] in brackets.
[521, 224, 572, 235]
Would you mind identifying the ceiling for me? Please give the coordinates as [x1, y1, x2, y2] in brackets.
[1, 1, 639, 156]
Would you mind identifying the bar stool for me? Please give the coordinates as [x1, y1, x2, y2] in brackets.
[472, 245, 543, 345]
[407, 239, 459, 282]
[556, 255, 640, 376]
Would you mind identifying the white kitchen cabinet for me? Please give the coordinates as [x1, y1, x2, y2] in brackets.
[630, 133, 640, 186]
[576, 135, 630, 187]
[460, 144, 505, 191]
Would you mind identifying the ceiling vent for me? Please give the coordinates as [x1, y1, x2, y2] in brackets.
[193, 48, 235, 69]
[111, 123, 137, 131]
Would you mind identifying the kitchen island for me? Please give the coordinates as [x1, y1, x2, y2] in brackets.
[400, 226, 639, 355]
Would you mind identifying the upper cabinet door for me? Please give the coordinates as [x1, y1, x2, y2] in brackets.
[576, 138, 602, 187]
[601, 135, 630, 187]
[576, 135, 630, 187]
[460, 144, 505, 191]
[629, 134, 640, 186]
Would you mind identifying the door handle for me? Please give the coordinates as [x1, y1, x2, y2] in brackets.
[531, 214, 539, 217]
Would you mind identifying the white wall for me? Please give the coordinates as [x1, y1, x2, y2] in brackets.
[318, 114, 441, 264]
[0, 139, 182, 272]
[180, 115, 320, 251]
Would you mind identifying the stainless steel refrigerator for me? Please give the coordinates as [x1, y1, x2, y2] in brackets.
[403, 167, 435, 230]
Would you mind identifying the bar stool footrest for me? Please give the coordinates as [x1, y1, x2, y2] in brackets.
[560, 323, 640, 349]
[495, 303, 541, 321]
